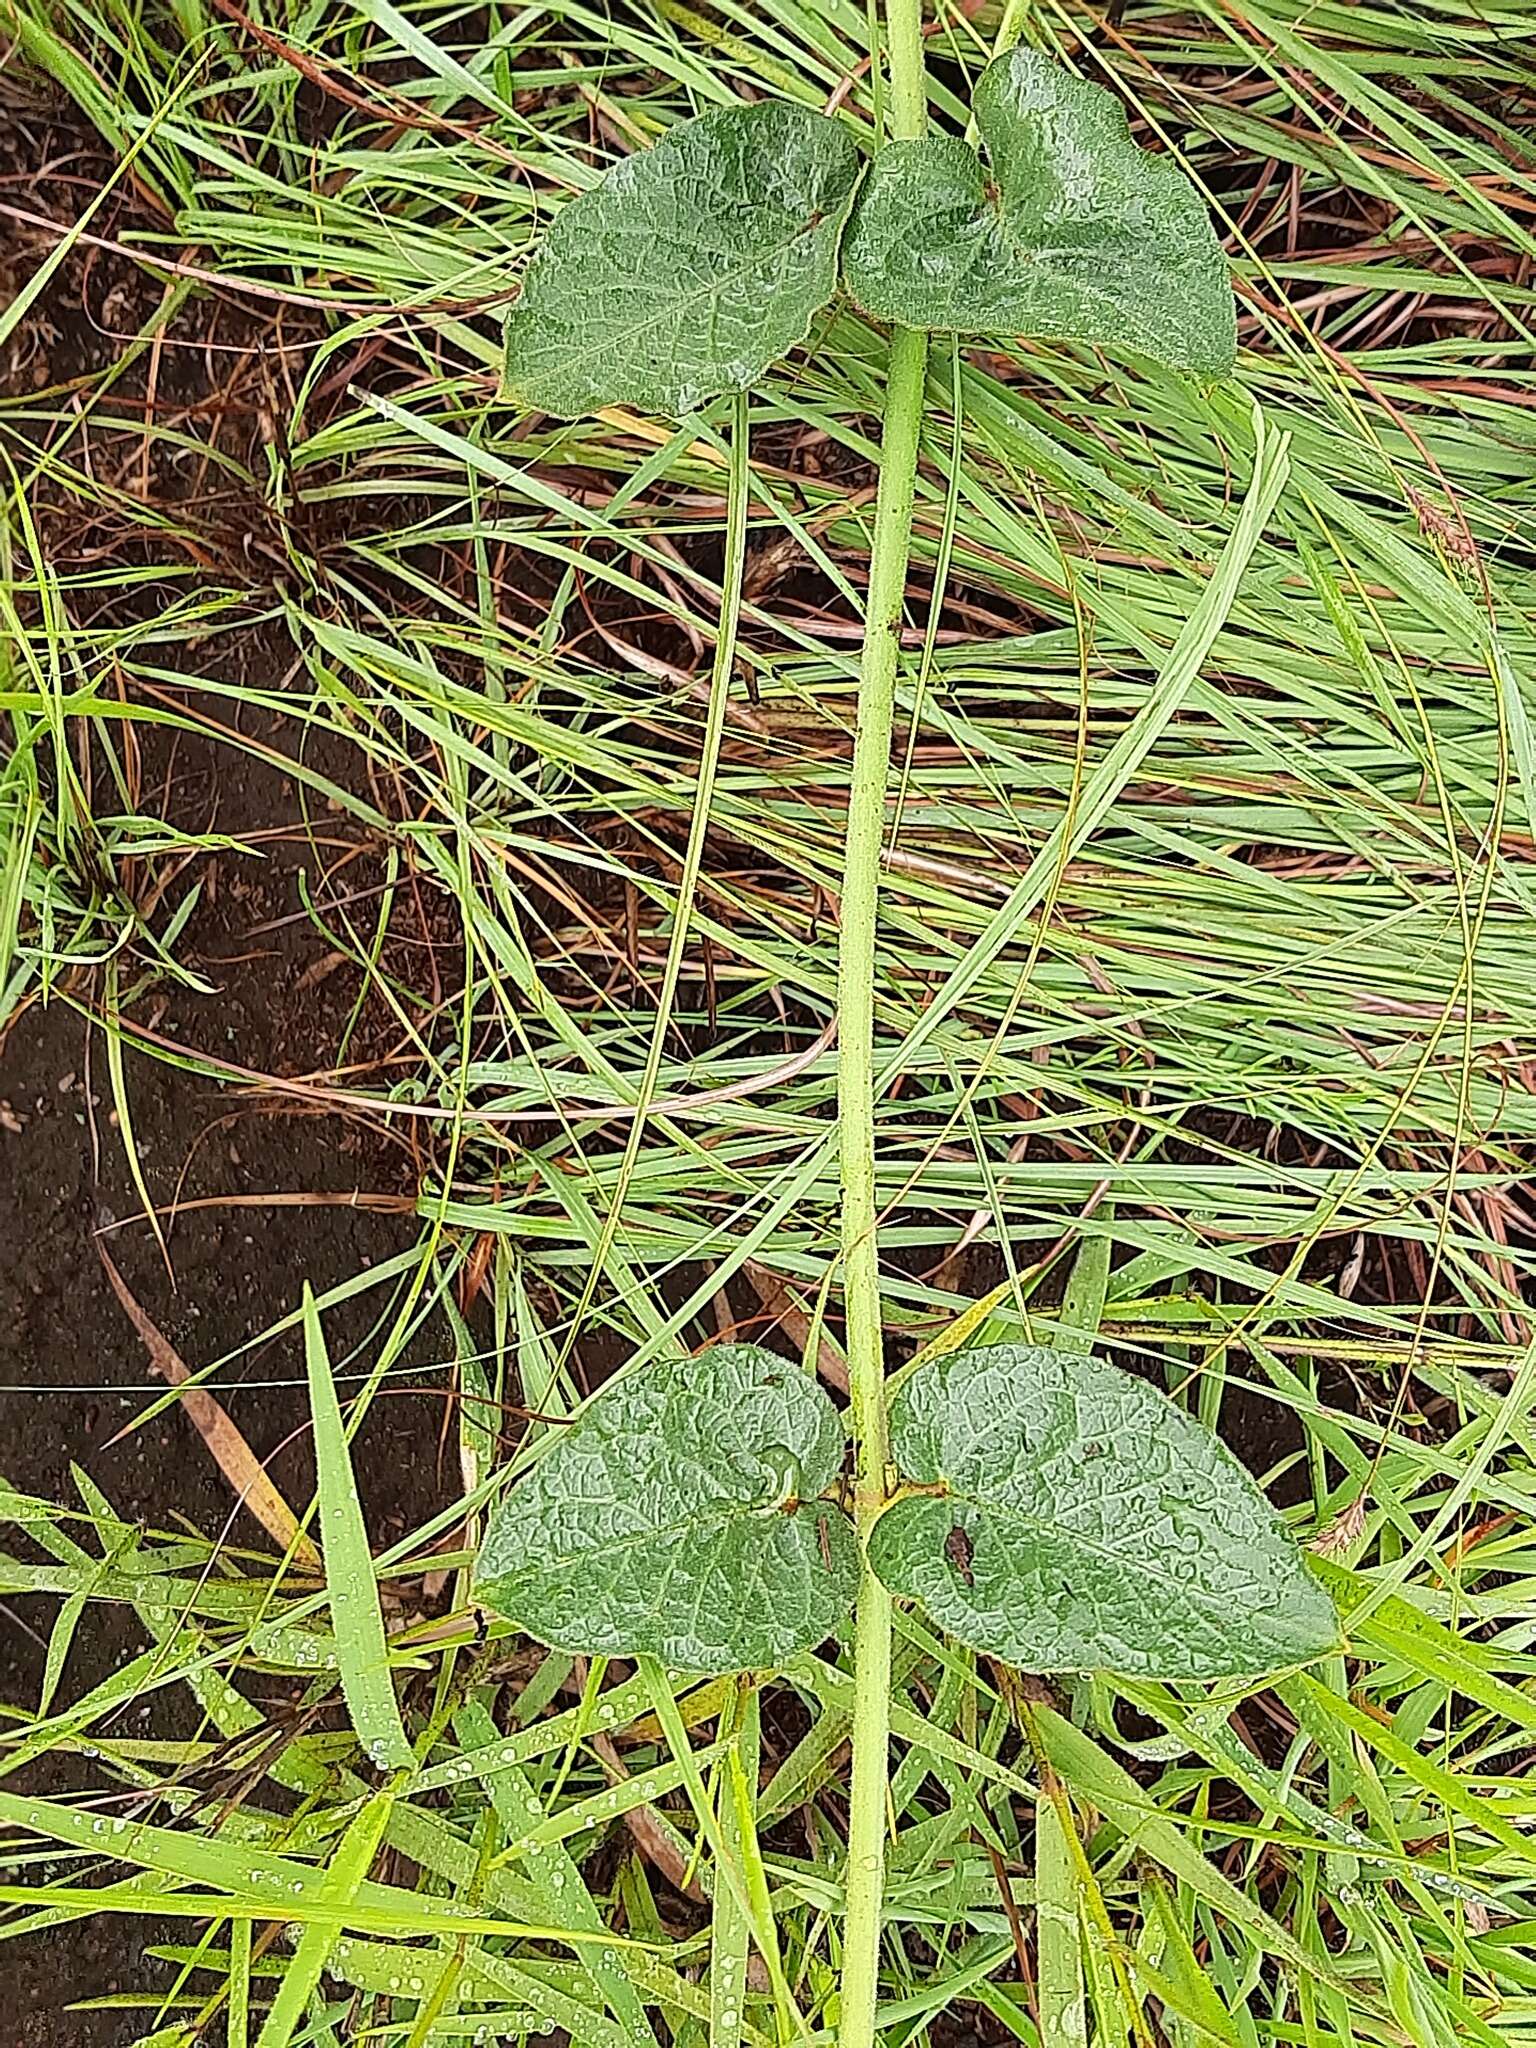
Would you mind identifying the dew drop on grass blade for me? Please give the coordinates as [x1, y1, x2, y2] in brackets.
[452, 1699, 655, 2045]
[302, 1284, 415, 1774]
[253, 1789, 393, 2048]
[228, 1916, 251, 2048]
[712, 1690, 765, 2048]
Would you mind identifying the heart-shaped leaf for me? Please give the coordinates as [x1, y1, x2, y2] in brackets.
[841, 49, 1236, 375]
[868, 1345, 1337, 1677]
[475, 1345, 858, 1673]
[503, 103, 861, 419]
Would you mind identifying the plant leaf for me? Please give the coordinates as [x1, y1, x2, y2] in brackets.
[504, 103, 861, 418]
[841, 49, 1236, 375]
[868, 1345, 1337, 1676]
[475, 1345, 858, 1672]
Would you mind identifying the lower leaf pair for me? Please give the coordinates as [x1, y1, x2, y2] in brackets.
[474, 1342, 1338, 1680]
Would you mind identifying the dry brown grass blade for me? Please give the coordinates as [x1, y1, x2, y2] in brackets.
[97, 1245, 322, 1570]
[741, 1259, 849, 1395]
[587, 1721, 707, 1903]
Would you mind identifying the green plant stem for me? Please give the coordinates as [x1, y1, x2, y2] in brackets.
[883, 0, 928, 140]
[838, 8, 929, 2042]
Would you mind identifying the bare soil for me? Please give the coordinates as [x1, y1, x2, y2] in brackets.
[0, 717, 452, 2045]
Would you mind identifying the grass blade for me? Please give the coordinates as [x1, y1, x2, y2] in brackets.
[301, 1284, 415, 1774]
[254, 1790, 393, 2048]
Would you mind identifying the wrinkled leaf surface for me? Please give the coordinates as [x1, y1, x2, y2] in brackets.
[842, 49, 1236, 374]
[505, 102, 861, 417]
[476, 1345, 857, 1673]
[868, 1345, 1337, 1676]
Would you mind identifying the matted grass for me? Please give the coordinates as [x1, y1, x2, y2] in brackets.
[2, 0, 1535, 2042]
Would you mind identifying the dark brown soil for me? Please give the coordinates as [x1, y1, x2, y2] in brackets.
[0, 723, 451, 2046]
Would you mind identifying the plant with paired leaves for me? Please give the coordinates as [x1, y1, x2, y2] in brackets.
[477, 1341, 1335, 1678]
[480, 28, 1334, 2048]
[502, 48, 1236, 418]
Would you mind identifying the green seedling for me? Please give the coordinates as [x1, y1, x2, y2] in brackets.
[478, 23, 1335, 2048]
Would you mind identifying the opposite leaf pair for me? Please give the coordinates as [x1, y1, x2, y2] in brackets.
[503, 49, 1238, 420]
[474, 1342, 1338, 1679]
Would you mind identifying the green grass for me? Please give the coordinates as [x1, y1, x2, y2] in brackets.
[3, 0, 1536, 2042]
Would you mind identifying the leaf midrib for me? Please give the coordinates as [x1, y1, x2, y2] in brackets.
[938, 1481, 1260, 1615]
[494, 1498, 843, 1581]
[982, 191, 1166, 319]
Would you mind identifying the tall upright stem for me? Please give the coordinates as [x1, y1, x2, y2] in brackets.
[838, 6, 927, 2044]
[882, 0, 928, 140]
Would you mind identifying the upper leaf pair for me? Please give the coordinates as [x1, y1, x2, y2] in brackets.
[503, 51, 1238, 419]
[474, 1342, 1338, 1680]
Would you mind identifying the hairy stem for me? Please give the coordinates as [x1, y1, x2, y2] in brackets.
[838, 5, 928, 2041]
